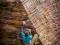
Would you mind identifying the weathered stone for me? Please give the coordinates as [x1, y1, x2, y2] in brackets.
[21, 0, 60, 45]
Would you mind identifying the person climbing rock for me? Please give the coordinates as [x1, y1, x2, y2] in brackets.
[18, 19, 36, 45]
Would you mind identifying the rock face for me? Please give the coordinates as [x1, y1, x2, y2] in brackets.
[20, 0, 60, 45]
[0, 1, 28, 45]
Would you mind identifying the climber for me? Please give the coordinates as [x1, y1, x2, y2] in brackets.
[18, 19, 36, 45]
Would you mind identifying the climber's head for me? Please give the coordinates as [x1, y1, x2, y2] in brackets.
[25, 28, 31, 36]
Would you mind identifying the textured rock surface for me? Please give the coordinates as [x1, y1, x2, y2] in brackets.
[0, 0, 60, 45]
[21, 0, 60, 45]
[0, 1, 28, 45]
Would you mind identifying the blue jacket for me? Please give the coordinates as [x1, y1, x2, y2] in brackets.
[18, 32, 32, 44]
